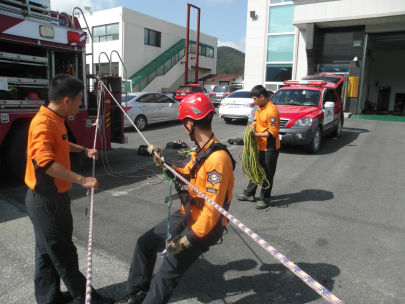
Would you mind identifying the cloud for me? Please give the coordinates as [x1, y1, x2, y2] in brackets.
[218, 35, 246, 53]
[50, 0, 115, 14]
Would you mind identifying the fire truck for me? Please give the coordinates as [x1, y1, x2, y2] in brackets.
[0, 0, 125, 179]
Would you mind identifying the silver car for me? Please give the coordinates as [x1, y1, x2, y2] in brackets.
[121, 92, 180, 130]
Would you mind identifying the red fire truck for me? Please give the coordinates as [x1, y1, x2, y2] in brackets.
[0, 0, 125, 179]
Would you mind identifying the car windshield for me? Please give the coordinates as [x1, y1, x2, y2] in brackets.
[228, 91, 251, 98]
[121, 95, 139, 103]
[271, 89, 321, 106]
[177, 86, 191, 91]
[214, 86, 228, 92]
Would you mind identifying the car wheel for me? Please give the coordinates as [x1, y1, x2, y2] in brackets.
[305, 126, 321, 153]
[224, 118, 232, 123]
[331, 115, 342, 138]
[134, 115, 147, 131]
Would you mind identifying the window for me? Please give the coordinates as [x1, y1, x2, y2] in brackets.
[271, 89, 321, 106]
[324, 90, 338, 104]
[138, 94, 156, 103]
[92, 23, 119, 43]
[154, 94, 172, 103]
[268, 5, 295, 34]
[267, 35, 294, 62]
[144, 28, 161, 47]
[192, 87, 202, 92]
[266, 64, 292, 82]
[94, 62, 118, 76]
[228, 91, 251, 98]
[270, 0, 292, 3]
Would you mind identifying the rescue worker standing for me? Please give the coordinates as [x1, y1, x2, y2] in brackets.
[118, 93, 235, 304]
[238, 85, 280, 210]
[24, 74, 114, 304]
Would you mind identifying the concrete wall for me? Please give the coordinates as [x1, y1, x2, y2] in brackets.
[244, 0, 269, 88]
[367, 50, 405, 112]
[296, 29, 307, 79]
[293, 0, 405, 24]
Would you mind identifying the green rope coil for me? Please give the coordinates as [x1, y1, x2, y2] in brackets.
[239, 126, 269, 189]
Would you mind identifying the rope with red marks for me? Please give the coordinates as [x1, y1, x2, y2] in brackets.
[97, 80, 345, 304]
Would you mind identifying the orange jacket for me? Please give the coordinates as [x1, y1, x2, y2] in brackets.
[174, 136, 234, 243]
[25, 106, 71, 193]
[254, 101, 281, 151]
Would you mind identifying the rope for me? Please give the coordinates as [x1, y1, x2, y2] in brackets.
[239, 126, 269, 189]
[166, 180, 174, 241]
[97, 79, 345, 304]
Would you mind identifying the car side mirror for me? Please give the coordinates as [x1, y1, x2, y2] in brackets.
[324, 101, 335, 108]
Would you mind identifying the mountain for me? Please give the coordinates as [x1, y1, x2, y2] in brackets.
[216, 46, 245, 75]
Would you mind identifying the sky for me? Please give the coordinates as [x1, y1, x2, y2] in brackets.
[50, 0, 248, 52]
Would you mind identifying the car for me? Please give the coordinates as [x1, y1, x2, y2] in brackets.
[219, 90, 273, 123]
[174, 84, 208, 101]
[272, 75, 345, 153]
[209, 85, 240, 107]
[121, 92, 179, 130]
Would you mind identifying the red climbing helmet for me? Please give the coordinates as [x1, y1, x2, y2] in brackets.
[177, 93, 216, 121]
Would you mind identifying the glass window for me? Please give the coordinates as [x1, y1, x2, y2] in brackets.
[106, 23, 119, 35]
[213, 86, 229, 92]
[138, 94, 156, 103]
[271, 89, 321, 106]
[266, 64, 292, 82]
[267, 35, 294, 62]
[228, 91, 251, 98]
[268, 5, 295, 34]
[144, 29, 161, 47]
[177, 86, 191, 91]
[190, 43, 196, 54]
[270, 0, 291, 3]
[93, 26, 105, 37]
[192, 87, 202, 92]
[154, 94, 172, 103]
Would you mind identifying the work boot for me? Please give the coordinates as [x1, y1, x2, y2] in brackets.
[237, 194, 256, 202]
[91, 292, 114, 304]
[256, 200, 271, 210]
[116, 291, 147, 304]
[50, 291, 73, 304]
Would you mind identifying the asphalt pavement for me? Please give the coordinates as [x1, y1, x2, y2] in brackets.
[1, 115, 405, 303]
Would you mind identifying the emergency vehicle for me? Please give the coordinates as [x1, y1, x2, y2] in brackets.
[271, 75, 345, 153]
[0, 0, 125, 179]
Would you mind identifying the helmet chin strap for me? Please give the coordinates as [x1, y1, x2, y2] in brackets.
[184, 122, 197, 143]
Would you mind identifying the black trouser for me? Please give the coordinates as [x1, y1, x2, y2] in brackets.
[244, 149, 279, 202]
[126, 209, 225, 304]
[25, 188, 88, 304]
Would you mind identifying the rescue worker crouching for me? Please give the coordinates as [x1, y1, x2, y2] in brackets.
[118, 93, 235, 304]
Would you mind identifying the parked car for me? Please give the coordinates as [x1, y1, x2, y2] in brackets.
[273, 75, 345, 153]
[174, 84, 208, 101]
[219, 90, 273, 123]
[209, 85, 240, 107]
[121, 92, 179, 130]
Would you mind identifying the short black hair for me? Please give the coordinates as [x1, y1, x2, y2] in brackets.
[49, 74, 84, 103]
[194, 112, 214, 131]
[250, 85, 269, 99]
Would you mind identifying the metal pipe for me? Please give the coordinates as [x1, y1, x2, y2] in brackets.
[110, 51, 128, 110]
[195, 7, 200, 84]
[51, 51, 55, 78]
[98, 52, 110, 76]
[358, 33, 368, 114]
[185, 4, 190, 85]
[72, 7, 94, 74]
[75, 54, 79, 78]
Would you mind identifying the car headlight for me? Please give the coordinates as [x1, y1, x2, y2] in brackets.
[293, 118, 313, 127]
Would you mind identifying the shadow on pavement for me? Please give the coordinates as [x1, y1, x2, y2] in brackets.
[272, 189, 334, 208]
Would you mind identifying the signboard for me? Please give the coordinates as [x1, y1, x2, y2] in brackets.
[347, 77, 360, 97]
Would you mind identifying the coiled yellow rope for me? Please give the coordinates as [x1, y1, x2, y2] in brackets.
[239, 126, 269, 189]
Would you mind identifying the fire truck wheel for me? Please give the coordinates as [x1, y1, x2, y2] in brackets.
[305, 126, 321, 154]
[1, 120, 30, 180]
[134, 115, 147, 131]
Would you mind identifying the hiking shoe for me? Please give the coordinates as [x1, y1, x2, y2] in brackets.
[92, 292, 114, 304]
[237, 194, 256, 202]
[117, 291, 147, 304]
[256, 201, 271, 210]
[50, 291, 73, 304]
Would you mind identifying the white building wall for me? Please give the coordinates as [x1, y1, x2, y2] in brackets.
[80, 7, 217, 89]
[244, 0, 269, 88]
[293, 0, 405, 24]
[295, 29, 307, 79]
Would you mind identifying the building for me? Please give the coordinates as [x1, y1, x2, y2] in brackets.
[198, 73, 244, 92]
[244, 0, 405, 115]
[78, 7, 217, 93]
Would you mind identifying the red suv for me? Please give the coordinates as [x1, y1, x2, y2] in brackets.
[175, 84, 208, 101]
[271, 74, 345, 153]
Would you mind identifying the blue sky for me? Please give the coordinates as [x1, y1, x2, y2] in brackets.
[51, 0, 248, 52]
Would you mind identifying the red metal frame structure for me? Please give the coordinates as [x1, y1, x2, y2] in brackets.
[185, 3, 200, 85]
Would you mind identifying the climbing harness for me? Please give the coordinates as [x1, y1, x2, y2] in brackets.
[239, 126, 269, 189]
[96, 79, 345, 304]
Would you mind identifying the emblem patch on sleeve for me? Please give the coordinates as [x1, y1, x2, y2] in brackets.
[270, 116, 276, 123]
[207, 187, 217, 194]
[207, 169, 222, 186]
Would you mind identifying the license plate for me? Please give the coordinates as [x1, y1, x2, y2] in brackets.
[279, 135, 283, 140]
[181, 93, 185, 95]
[230, 105, 240, 108]
[217, 93, 224, 96]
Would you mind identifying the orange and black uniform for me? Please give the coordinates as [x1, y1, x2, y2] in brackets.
[125, 135, 234, 304]
[24, 106, 90, 304]
[243, 100, 280, 202]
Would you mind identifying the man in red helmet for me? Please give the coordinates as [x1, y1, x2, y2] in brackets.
[118, 93, 235, 304]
